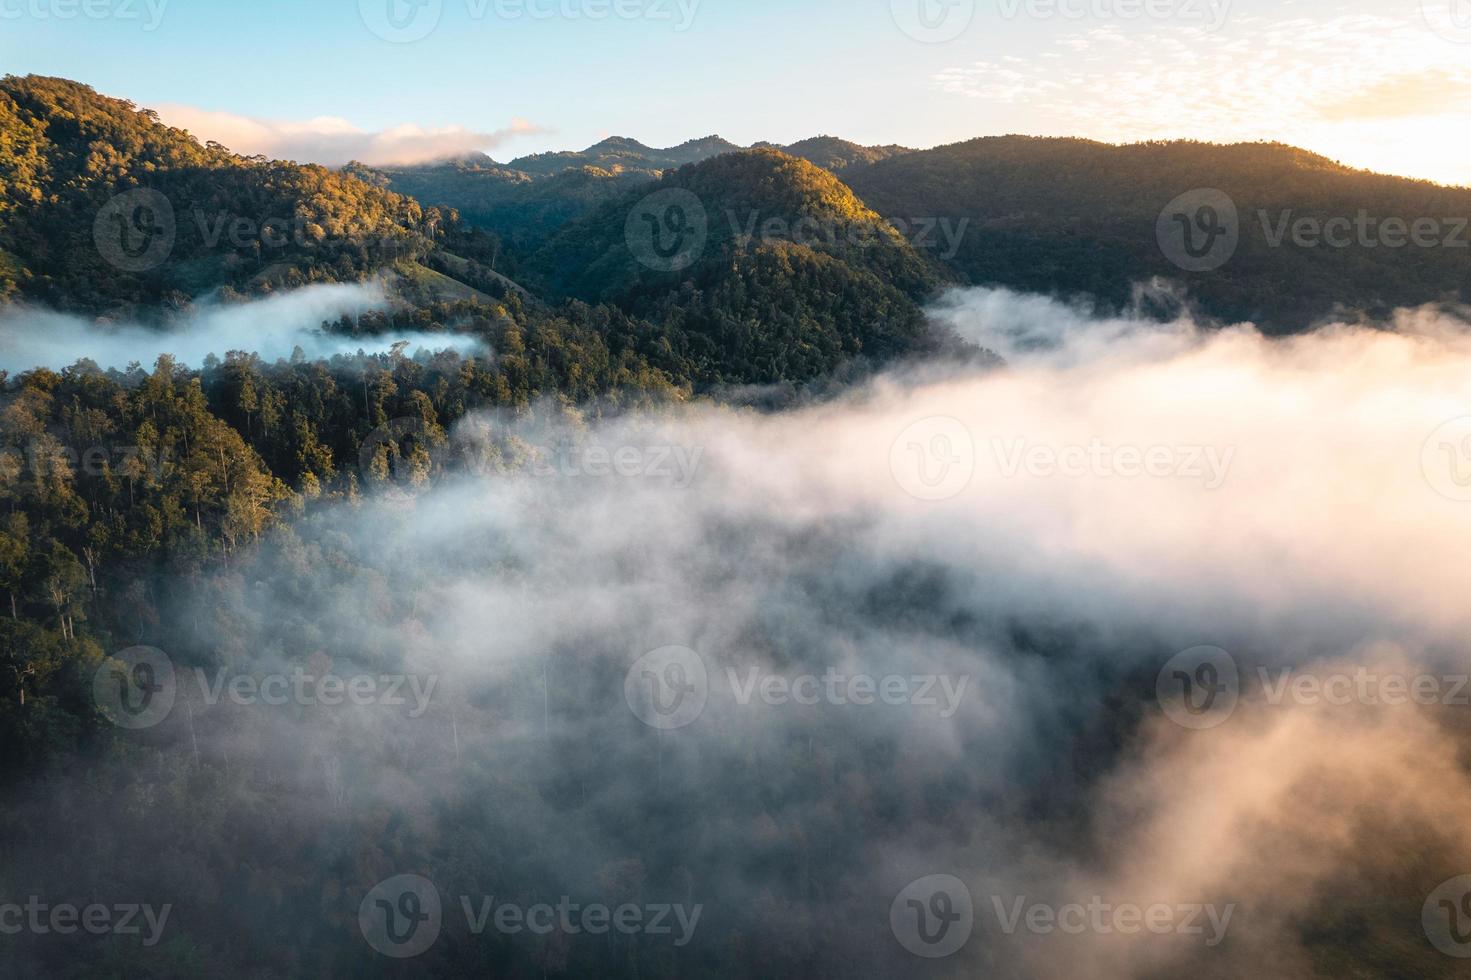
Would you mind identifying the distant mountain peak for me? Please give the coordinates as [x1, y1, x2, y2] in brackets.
[586, 135, 653, 153]
[781, 136, 914, 171]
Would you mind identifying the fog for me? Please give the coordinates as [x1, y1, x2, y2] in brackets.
[8, 287, 1471, 977]
[0, 283, 483, 373]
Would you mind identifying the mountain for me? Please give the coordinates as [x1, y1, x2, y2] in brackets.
[783, 136, 912, 173]
[846, 135, 1471, 330]
[14, 71, 1469, 364]
[523, 148, 948, 383]
[362, 135, 917, 263]
[0, 77, 966, 392]
[0, 75, 446, 313]
[356, 161, 645, 263]
[508, 134, 745, 177]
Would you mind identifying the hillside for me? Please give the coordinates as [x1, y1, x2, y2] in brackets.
[361, 162, 649, 263]
[365, 135, 918, 260]
[522, 149, 946, 383]
[847, 135, 1471, 330]
[783, 135, 912, 172]
[0, 79, 964, 391]
[528, 149, 936, 297]
[0, 76, 448, 313]
[509, 134, 744, 177]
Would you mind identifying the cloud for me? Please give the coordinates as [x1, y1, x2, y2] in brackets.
[0, 283, 484, 372]
[154, 104, 547, 166]
[1315, 70, 1471, 123]
[9, 287, 1471, 975]
[931, 12, 1471, 185]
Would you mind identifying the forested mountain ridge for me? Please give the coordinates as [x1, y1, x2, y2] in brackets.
[846, 135, 1471, 330]
[509, 134, 746, 177]
[0, 76, 450, 313]
[526, 148, 938, 301]
[359, 128, 1471, 333]
[4, 73, 1471, 980]
[781, 136, 913, 172]
[520, 148, 947, 384]
[358, 134, 915, 257]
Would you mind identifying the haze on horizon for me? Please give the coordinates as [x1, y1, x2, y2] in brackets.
[1, 0, 1468, 185]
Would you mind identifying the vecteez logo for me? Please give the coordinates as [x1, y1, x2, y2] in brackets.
[1156, 645, 1239, 730]
[358, 417, 446, 502]
[890, 874, 974, 958]
[360, 875, 443, 958]
[1423, 0, 1471, 43]
[624, 645, 709, 730]
[92, 646, 176, 730]
[94, 188, 176, 273]
[625, 188, 709, 273]
[359, 874, 705, 956]
[1157, 188, 1239, 273]
[1423, 417, 1471, 502]
[360, 0, 443, 42]
[891, 0, 976, 43]
[1425, 875, 1471, 957]
[889, 416, 976, 501]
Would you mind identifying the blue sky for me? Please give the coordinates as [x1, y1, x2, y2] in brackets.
[3, 0, 1469, 184]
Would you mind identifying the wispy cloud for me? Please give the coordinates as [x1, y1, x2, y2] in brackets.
[932, 13, 1471, 185]
[155, 104, 547, 166]
[0, 284, 483, 372]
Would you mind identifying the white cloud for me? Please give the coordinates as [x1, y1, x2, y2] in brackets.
[154, 104, 546, 166]
[932, 12, 1471, 185]
[0, 283, 483, 372]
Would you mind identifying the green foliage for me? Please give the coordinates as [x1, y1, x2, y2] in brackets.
[781, 135, 912, 173]
[520, 150, 941, 383]
[847, 135, 1471, 331]
[0, 75, 437, 313]
[371, 162, 651, 263]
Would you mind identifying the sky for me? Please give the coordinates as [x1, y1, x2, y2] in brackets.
[2, 0, 1470, 184]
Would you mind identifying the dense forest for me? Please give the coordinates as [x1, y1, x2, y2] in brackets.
[366, 129, 1471, 334]
[845, 135, 1471, 330]
[0, 75, 968, 792]
[4, 72, 1471, 978]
